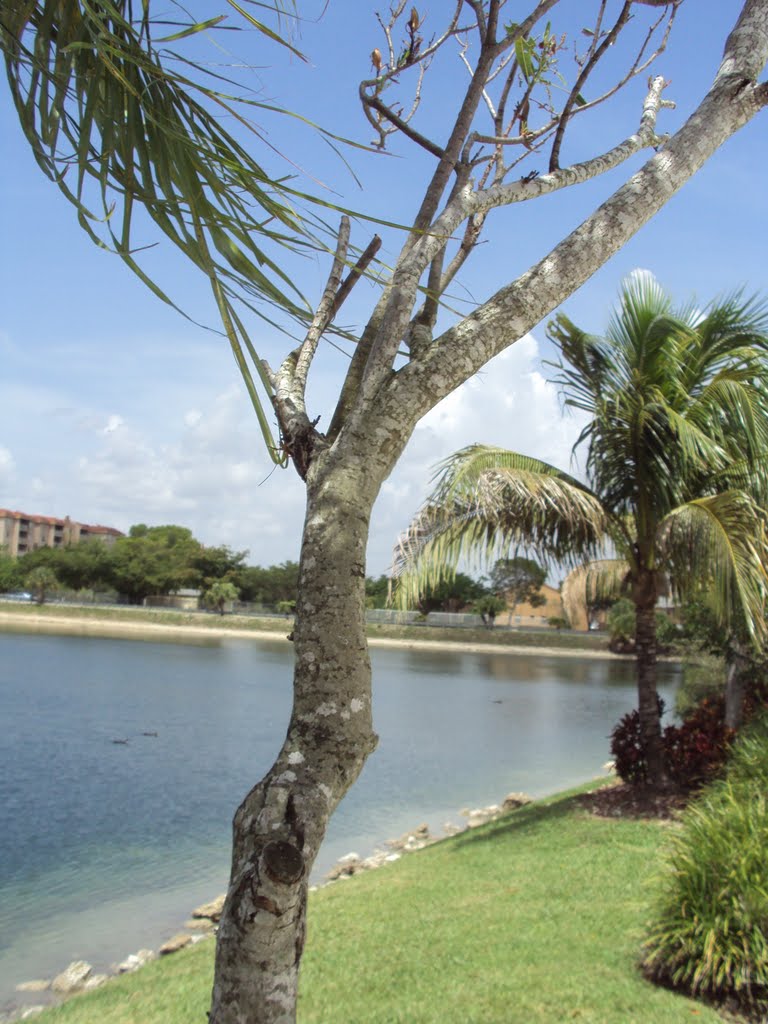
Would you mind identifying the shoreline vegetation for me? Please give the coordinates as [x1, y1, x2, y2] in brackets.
[0, 603, 636, 659]
[6, 779, 729, 1024]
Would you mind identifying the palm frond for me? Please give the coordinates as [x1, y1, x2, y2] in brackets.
[0, 1, 369, 459]
[390, 445, 611, 609]
[545, 316, 611, 418]
[604, 271, 679, 381]
[2, 1, 316, 300]
[658, 492, 768, 644]
[560, 559, 631, 629]
[681, 290, 768, 382]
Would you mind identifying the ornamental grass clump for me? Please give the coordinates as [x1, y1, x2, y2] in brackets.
[642, 715, 768, 1019]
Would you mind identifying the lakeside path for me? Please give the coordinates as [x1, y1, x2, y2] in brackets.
[0, 609, 639, 660]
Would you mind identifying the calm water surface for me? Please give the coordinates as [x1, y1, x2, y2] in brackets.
[0, 630, 679, 1015]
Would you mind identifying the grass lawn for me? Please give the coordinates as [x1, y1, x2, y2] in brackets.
[28, 785, 726, 1024]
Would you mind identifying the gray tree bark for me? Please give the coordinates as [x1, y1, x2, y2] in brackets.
[209, 445, 398, 1022]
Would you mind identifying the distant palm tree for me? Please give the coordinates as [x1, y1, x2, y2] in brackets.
[204, 579, 241, 616]
[25, 566, 60, 605]
[393, 275, 768, 788]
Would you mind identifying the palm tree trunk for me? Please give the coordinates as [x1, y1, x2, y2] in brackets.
[208, 465, 378, 1023]
[725, 643, 750, 730]
[634, 596, 668, 789]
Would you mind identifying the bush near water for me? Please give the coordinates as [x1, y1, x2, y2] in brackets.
[610, 684, 768, 789]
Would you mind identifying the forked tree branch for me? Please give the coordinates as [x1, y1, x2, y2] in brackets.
[352, 74, 671, 409]
[274, 220, 382, 460]
[293, 217, 351, 394]
[379, 63, 768, 435]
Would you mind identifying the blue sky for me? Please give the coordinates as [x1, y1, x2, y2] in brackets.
[1, 1, 766, 577]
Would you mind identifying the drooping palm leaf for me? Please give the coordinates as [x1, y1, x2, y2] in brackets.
[391, 445, 611, 609]
[658, 491, 768, 642]
[0, 0, 364, 460]
[2, 1, 314, 303]
[560, 558, 631, 629]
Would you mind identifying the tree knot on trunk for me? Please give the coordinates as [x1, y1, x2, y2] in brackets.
[261, 841, 305, 886]
[280, 419, 324, 480]
[252, 894, 282, 917]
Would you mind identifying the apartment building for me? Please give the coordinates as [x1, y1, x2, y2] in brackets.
[0, 509, 123, 557]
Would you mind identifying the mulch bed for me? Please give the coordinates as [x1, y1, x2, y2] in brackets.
[576, 780, 691, 820]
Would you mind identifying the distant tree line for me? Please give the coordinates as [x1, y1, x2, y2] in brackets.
[1, 532, 560, 621]
[0, 523, 301, 608]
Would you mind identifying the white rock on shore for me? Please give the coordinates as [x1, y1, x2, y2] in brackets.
[184, 917, 215, 931]
[51, 961, 92, 994]
[323, 797, 535, 883]
[191, 895, 226, 922]
[83, 974, 110, 991]
[116, 949, 156, 974]
[158, 933, 193, 956]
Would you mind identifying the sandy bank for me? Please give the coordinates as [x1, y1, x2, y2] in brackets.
[0, 609, 635, 660]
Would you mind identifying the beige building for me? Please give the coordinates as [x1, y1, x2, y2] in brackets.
[503, 582, 565, 628]
[0, 509, 123, 557]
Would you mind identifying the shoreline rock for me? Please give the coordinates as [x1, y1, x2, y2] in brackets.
[321, 793, 535, 885]
[51, 961, 92, 995]
[190, 895, 225, 923]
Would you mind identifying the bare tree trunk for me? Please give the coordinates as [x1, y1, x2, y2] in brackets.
[634, 595, 668, 790]
[209, 460, 379, 1023]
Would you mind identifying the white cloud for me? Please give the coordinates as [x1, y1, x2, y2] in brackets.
[103, 415, 124, 434]
[0, 330, 585, 576]
[70, 386, 307, 562]
[0, 446, 15, 493]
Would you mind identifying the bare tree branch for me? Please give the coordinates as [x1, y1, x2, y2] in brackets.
[385, 74, 768, 431]
[293, 217, 352, 396]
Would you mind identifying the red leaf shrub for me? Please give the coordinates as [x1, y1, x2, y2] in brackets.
[610, 697, 665, 786]
[662, 696, 734, 789]
[610, 684, 768, 789]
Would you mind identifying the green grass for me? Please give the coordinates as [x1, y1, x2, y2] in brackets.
[29, 784, 727, 1024]
[365, 621, 609, 651]
[0, 601, 609, 652]
[0, 601, 291, 635]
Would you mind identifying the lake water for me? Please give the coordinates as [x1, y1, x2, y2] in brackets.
[0, 630, 679, 1016]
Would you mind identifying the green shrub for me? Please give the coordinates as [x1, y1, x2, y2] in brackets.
[642, 715, 768, 1018]
[675, 655, 725, 719]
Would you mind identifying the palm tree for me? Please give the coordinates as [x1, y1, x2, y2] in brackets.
[393, 274, 768, 788]
[204, 579, 241, 616]
[25, 565, 61, 605]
